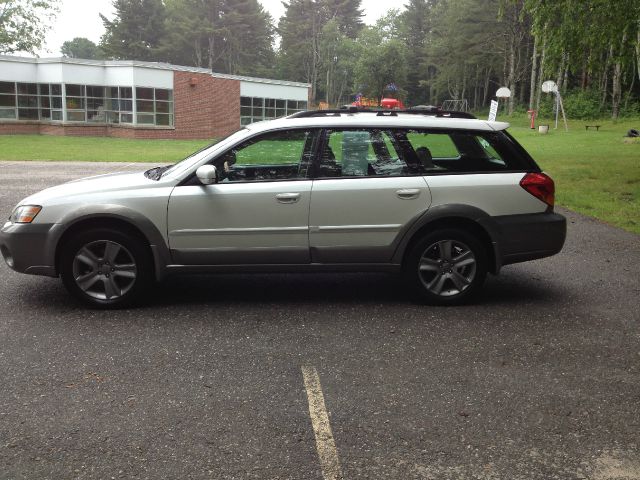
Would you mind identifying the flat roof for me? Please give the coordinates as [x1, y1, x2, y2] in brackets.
[0, 55, 311, 89]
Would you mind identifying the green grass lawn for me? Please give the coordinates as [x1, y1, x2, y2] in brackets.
[507, 115, 640, 234]
[0, 135, 209, 163]
[0, 117, 638, 234]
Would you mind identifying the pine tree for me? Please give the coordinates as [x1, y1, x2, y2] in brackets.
[160, 0, 274, 75]
[221, 0, 275, 76]
[278, 0, 364, 102]
[100, 0, 167, 61]
[399, 0, 431, 104]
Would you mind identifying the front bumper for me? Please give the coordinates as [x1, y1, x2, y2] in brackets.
[493, 212, 567, 267]
[0, 221, 59, 277]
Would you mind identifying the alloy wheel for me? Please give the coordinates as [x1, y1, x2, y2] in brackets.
[72, 240, 138, 300]
[418, 239, 477, 297]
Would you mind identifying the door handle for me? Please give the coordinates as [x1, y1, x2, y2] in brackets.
[276, 192, 301, 204]
[396, 188, 421, 200]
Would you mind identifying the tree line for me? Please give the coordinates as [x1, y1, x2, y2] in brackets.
[2, 0, 639, 118]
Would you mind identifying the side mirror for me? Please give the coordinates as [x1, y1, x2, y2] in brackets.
[196, 165, 217, 185]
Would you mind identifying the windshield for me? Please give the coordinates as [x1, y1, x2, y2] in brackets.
[155, 128, 249, 179]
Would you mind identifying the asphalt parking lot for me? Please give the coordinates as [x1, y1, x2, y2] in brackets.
[1, 161, 639, 480]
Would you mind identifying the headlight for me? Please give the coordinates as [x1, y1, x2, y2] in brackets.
[10, 205, 42, 223]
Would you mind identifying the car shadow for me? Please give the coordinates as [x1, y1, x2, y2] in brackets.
[148, 269, 567, 308]
[8, 269, 569, 312]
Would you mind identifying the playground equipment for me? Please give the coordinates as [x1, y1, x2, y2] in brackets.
[542, 80, 568, 131]
[351, 95, 406, 110]
[442, 99, 469, 112]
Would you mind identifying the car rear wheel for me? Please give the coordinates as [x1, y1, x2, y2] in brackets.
[404, 228, 487, 305]
[60, 228, 152, 308]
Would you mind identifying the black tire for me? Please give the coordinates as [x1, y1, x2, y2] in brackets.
[403, 228, 488, 305]
[60, 227, 153, 309]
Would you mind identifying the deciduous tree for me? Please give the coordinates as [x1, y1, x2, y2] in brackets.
[61, 37, 103, 59]
[0, 0, 58, 54]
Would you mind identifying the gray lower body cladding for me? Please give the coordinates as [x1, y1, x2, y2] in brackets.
[491, 212, 566, 266]
[0, 222, 59, 277]
[1, 212, 566, 279]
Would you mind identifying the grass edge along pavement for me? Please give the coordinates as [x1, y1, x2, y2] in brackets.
[0, 114, 638, 234]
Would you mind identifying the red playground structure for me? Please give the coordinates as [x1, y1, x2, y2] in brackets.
[351, 96, 406, 109]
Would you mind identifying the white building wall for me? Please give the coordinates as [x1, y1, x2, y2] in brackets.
[0, 59, 174, 88]
[133, 68, 173, 89]
[103, 67, 135, 87]
[36, 63, 64, 83]
[0, 61, 37, 82]
[60, 64, 107, 85]
[240, 81, 308, 101]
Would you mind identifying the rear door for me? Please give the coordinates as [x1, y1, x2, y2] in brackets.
[309, 128, 432, 263]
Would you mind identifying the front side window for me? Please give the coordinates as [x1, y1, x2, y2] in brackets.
[212, 129, 316, 183]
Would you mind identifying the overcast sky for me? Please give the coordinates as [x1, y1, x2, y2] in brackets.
[38, 0, 408, 56]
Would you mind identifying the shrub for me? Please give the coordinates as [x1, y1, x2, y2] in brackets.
[619, 94, 640, 118]
[537, 89, 604, 120]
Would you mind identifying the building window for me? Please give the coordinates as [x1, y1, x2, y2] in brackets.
[66, 84, 86, 122]
[0, 81, 17, 119]
[0, 81, 173, 126]
[0, 82, 64, 121]
[135, 87, 173, 126]
[39, 84, 63, 121]
[86, 85, 106, 123]
[119, 87, 133, 124]
[102, 86, 133, 124]
[240, 96, 308, 126]
[16, 83, 39, 120]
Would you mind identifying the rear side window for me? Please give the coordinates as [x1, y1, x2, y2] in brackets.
[319, 129, 416, 177]
[400, 129, 531, 173]
[406, 131, 459, 158]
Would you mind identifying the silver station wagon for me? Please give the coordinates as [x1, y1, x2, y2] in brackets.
[1, 107, 566, 308]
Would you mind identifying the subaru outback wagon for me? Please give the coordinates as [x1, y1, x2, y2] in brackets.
[1, 107, 566, 308]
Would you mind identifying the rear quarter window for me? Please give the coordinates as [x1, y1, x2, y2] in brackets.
[400, 129, 533, 173]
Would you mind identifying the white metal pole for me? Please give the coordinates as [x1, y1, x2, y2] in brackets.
[558, 92, 569, 131]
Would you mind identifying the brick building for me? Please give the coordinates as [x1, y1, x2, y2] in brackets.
[0, 56, 311, 140]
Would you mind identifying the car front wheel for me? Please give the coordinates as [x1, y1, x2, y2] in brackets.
[404, 228, 487, 305]
[60, 228, 152, 308]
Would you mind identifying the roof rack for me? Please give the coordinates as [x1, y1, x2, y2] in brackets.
[288, 106, 476, 120]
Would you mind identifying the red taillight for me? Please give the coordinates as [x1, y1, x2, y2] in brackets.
[520, 172, 555, 207]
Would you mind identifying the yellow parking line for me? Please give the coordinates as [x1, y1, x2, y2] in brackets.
[302, 366, 343, 480]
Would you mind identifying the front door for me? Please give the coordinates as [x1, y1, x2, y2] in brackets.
[167, 129, 317, 265]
